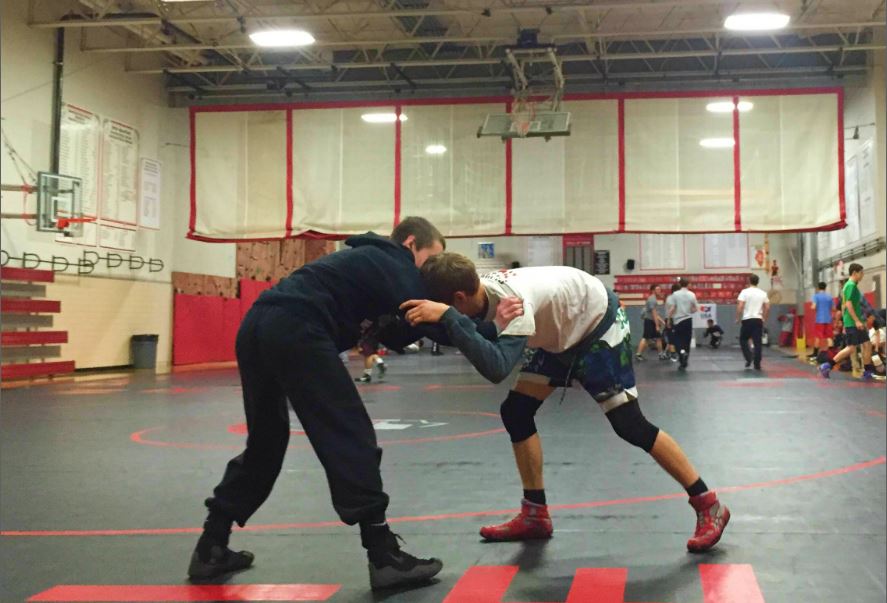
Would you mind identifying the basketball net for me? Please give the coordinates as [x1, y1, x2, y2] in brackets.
[511, 99, 536, 138]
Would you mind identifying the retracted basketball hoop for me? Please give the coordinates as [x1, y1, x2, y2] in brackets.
[478, 37, 571, 141]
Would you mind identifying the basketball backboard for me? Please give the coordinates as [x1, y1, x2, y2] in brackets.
[36, 172, 87, 237]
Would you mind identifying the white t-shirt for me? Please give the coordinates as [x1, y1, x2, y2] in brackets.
[671, 288, 698, 324]
[480, 266, 609, 353]
[738, 286, 769, 320]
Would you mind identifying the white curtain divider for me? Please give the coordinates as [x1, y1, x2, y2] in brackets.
[739, 94, 840, 231]
[292, 107, 395, 236]
[194, 110, 288, 240]
[400, 103, 506, 236]
[624, 97, 735, 231]
[511, 99, 619, 234]
[189, 92, 842, 241]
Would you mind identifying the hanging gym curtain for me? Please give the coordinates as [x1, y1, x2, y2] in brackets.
[189, 88, 844, 241]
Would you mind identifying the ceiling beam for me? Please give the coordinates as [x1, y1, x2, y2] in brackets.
[169, 64, 867, 97]
[32, 1, 747, 28]
[130, 43, 885, 74]
[76, 21, 886, 55]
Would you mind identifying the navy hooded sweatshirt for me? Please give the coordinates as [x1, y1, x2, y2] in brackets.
[253, 233, 471, 352]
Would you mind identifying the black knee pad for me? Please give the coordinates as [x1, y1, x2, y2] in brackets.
[500, 391, 544, 443]
[605, 399, 660, 452]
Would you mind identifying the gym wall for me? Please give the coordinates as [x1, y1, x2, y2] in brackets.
[812, 46, 886, 305]
[1, 1, 233, 371]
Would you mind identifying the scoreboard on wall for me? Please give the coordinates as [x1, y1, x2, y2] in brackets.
[615, 273, 751, 303]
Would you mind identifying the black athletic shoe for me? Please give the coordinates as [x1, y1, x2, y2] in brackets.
[367, 534, 443, 590]
[188, 543, 254, 580]
[355, 374, 372, 383]
[744, 361, 752, 369]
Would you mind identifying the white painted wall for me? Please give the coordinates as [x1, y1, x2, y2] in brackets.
[589, 232, 799, 303]
[0, 2, 234, 371]
[810, 43, 886, 304]
[0, 0, 235, 280]
[445, 232, 799, 303]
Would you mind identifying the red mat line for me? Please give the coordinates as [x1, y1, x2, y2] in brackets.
[3, 456, 882, 538]
[28, 584, 340, 602]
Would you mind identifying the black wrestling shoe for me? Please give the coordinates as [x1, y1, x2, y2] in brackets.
[367, 533, 443, 590]
[355, 374, 372, 383]
[188, 542, 254, 579]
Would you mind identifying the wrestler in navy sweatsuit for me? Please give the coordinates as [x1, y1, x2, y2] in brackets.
[205, 233, 493, 527]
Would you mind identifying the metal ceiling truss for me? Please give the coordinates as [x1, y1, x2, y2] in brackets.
[26, 0, 887, 102]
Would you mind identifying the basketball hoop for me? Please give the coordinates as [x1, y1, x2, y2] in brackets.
[56, 216, 95, 231]
[511, 99, 537, 138]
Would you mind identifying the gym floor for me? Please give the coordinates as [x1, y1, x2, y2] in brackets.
[1, 346, 884, 603]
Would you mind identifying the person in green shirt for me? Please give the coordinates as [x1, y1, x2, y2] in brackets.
[820, 263, 878, 381]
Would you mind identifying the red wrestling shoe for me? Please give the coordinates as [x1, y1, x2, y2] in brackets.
[687, 491, 730, 552]
[479, 499, 553, 542]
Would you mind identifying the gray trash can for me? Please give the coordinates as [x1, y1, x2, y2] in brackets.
[131, 334, 159, 369]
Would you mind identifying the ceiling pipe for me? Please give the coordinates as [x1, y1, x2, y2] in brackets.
[31, 1, 752, 28]
[77, 22, 885, 55]
[167, 64, 867, 95]
[129, 43, 885, 75]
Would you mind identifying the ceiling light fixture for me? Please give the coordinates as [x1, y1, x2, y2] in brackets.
[425, 144, 447, 155]
[249, 29, 315, 48]
[706, 100, 754, 113]
[724, 12, 790, 32]
[699, 137, 735, 149]
[361, 112, 407, 123]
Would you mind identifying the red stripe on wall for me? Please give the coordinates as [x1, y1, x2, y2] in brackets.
[504, 101, 513, 235]
[286, 109, 294, 237]
[0, 298, 61, 313]
[28, 584, 341, 602]
[837, 87, 846, 224]
[394, 105, 402, 228]
[1, 331, 67, 346]
[733, 95, 742, 231]
[2, 361, 75, 380]
[617, 99, 626, 232]
[189, 107, 197, 235]
[0, 267, 55, 283]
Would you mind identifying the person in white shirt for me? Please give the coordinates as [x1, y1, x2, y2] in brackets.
[400, 254, 730, 553]
[662, 283, 680, 361]
[668, 278, 699, 370]
[736, 274, 770, 370]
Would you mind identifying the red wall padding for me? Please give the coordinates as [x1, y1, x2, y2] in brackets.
[174, 294, 225, 365]
[239, 279, 275, 320]
[219, 298, 240, 363]
[173, 281, 278, 366]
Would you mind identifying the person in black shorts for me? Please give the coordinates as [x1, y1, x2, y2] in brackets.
[635, 284, 665, 361]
